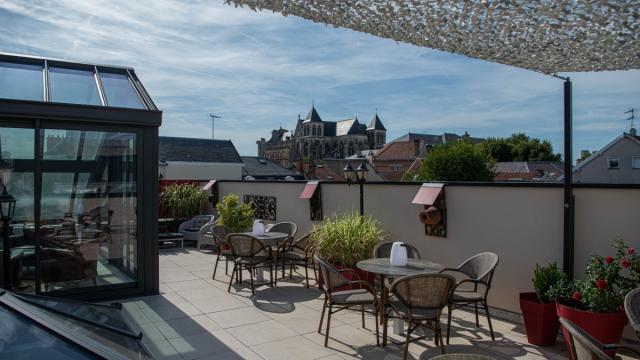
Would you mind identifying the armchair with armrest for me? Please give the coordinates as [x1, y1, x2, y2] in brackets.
[439, 252, 499, 344]
[559, 317, 640, 359]
[179, 215, 215, 242]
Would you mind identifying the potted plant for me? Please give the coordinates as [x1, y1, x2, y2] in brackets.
[553, 239, 638, 359]
[310, 211, 388, 288]
[519, 263, 565, 346]
[160, 183, 207, 231]
[216, 193, 254, 233]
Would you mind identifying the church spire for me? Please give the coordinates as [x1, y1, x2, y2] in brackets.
[305, 103, 322, 122]
[367, 113, 386, 131]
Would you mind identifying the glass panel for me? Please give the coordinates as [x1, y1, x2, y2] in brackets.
[0, 61, 43, 101]
[39, 129, 137, 293]
[99, 72, 145, 109]
[0, 127, 36, 292]
[49, 67, 102, 106]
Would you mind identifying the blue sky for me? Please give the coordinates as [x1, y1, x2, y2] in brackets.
[1, 0, 638, 159]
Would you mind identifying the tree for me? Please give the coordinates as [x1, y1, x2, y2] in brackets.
[405, 139, 494, 181]
[482, 133, 561, 162]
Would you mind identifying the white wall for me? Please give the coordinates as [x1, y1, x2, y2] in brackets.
[216, 181, 640, 315]
[160, 161, 243, 181]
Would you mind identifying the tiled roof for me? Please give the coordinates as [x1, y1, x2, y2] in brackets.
[159, 136, 242, 163]
[241, 156, 301, 179]
[373, 141, 419, 161]
[494, 161, 564, 181]
[303, 105, 322, 123]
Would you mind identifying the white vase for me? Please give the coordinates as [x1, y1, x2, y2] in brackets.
[390, 242, 408, 266]
[252, 220, 265, 235]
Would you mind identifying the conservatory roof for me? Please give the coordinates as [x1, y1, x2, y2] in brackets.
[225, 0, 640, 74]
[0, 53, 157, 110]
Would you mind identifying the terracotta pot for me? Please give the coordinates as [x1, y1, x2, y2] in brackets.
[519, 292, 560, 346]
[317, 263, 375, 291]
[556, 303, 628, 359]
[419, 207, 442, 225]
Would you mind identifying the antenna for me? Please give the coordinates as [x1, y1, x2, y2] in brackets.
[625, 108, 635, 130]
[209, 113, 222, 139]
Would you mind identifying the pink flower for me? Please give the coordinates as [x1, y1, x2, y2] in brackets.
[571, 291, 581, 302]
[621, 259, 631, 268]
[628, 247, 635, 255]
[605, 256, 614, 264]
[595, 279, 608, 290]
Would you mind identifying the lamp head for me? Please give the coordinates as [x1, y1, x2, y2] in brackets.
[343, 163, 355, 183]
[355, 162, 368, 182]
[0, 186, 16, 221]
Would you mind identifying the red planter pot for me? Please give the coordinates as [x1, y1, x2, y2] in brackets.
[519, 292, 560, 346]
[317, 263, 375, 291]
[556, 303, 628, 359]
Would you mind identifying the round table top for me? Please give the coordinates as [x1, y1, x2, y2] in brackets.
[242, 231, 289, 247]
[357, 258, 444, 277]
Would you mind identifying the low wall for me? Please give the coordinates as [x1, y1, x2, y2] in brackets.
[215, 181, 640, 316]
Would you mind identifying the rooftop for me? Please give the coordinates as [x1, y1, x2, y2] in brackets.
[159, 136, 242, 164]
[241, 156, 302, 180]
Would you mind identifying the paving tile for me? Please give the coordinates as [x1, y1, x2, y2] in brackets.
[189, 295, 248, 314]
[227, 320, 298, 346]
[169, 332, 239, 360]
[250, 335, 334, 360]
[155, 314, 222, 339]
[206, 307, 270, 329]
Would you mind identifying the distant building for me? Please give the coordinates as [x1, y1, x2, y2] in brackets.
[241, 156, 303, 180]
[159, 136, 243, 181]
[372, 131, 481, 181]
[494, 162, 564, 182]
[257, 105, 387, 167]
[307, 158, 384, 181]
[573, 129, 640, 184]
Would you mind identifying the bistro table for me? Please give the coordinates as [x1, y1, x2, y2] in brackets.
[241, 231, 290, 282]
[357, 258, 444, 334]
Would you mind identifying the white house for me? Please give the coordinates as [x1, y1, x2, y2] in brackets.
[573, 129, 640, 184]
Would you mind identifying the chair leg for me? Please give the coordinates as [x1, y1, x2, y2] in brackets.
[225, 258, 229, 275]
[437, 322, 445, 354]
[361, 304, 366, 328]
[249, 265, 255, 296]
[403, 321, 412, 360]
[484, 301, 495, 341]
[318, 296, 328, 333]
[304, 261, 310, 288]
[212, 253, 220, 280]
[474, 302, 480, 327]
[374, 304, 380, 346]
[446, 304, 452, 345]
[324, 304, 332, 347]
[227, 263, 237, 292]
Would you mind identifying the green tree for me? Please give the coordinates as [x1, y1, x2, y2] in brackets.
[482, 133, 561, 162]
[405, 139, 494, 181]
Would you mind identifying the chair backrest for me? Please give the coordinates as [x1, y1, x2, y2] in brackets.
[193, 215, 214, 228]
[267, 222, 298, 239]
[625, 287, 640, 336]
[457, 252, 499, 282]
[313, 255, 350, 293]
[211, 225, 234, 245]
[293, 233, 314, 251]
[373, 241, 421, 259]
[390, 274, 455, 311]
[227, 233, 265, 257]
[559, 317, 613, 360]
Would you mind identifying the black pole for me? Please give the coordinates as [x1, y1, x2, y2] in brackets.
[2, 219, 11, 290]
[563, 78, 574, 279]
[359, 181, 364, 217]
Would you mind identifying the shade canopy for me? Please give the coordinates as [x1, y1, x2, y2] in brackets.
[226, 0, 640, 74]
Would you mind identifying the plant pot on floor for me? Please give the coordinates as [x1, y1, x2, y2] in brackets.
[556, 302, 628, 359]
[519, 292, 560, 346]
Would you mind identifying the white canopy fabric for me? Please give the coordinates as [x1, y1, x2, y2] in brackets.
[225, 0, 639, 74]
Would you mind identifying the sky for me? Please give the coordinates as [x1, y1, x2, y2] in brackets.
[1, 0, 638, 159]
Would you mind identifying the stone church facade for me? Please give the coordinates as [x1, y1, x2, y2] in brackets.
[257, 105, 387, 167]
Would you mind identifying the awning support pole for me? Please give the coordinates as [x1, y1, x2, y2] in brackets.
[562, 77, 574, 279]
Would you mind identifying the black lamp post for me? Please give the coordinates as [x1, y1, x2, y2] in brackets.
[343, 162, 368, 217]
[0, 185, 16, 290]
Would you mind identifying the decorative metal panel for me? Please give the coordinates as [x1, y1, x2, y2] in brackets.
[244, 195, 277, 221]
[309, 184, 323, 221]
[425, 192, 446, 238]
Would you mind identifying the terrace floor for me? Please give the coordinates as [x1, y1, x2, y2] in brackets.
[122, 249, 572, 360]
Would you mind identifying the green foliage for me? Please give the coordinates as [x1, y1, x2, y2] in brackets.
[160, 184, 206, 219]
[310, 212, 388, 268]
[553, 239, 640, 313]
[216, 194, 254, 232]
[409, 139, 494, 181]
[482, 133, 561, 162]
[532, 263, 567, 303]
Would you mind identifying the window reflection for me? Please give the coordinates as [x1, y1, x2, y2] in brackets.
[100, 72, 145, 109]
[0, 61, 43, 102]
[49, 67, 102, 106]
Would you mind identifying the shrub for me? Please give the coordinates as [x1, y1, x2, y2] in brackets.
[532, 262, 566, 303]
[310, 212, 388, 268]
[216, 194, 254, 232]
[160, 184, 206, 219]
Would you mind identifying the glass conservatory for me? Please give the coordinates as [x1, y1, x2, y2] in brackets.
[0, 53, 161, 300]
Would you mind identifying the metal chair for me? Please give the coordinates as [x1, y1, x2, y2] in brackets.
[267, 222, 298, 280]
[373, 241, 422, 259]
[226, 233, 274, 295]
[559, 317, 640, 359]
[197, 219, 218, 250]
[384, 274, 456, 359]
[277, 233, 316, 288]
[314, 255, 379, 347]
[440, 252, 499, 344]
[210, 224, 234, 280]
[625, 287, 640, 340]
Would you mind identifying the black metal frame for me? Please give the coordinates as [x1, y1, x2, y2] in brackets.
[0, 53, 161, 301]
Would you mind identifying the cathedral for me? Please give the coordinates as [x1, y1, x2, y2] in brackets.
[257, 105, 387, 167]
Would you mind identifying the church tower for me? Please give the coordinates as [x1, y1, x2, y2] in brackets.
[366, 113, 386, 149]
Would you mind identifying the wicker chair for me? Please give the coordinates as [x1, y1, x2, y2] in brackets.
[314, 255, 379, 347]
[226, 233, 274, 295]
[210, 225, 234, 280]
[559, 318, 640, 359]
[267, 222, 298, 281]
[373, 241, 422, 259]
[440, 252, 499, 344]
[625, 287, 640, 340]
[277, 233, 316, 288]
[384, 274, 456, 359]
